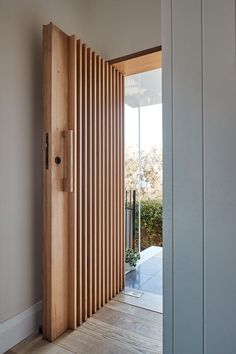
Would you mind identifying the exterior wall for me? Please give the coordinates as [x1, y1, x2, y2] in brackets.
[163, 1, 236, 353]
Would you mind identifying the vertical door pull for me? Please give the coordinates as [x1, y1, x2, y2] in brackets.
[45, 133, 49, 169]
[62, 130, 74, 192]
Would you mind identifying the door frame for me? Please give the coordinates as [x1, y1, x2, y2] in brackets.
[109, 46, 162, 76]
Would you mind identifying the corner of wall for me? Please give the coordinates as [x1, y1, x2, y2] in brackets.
[0, 302, 42, 354]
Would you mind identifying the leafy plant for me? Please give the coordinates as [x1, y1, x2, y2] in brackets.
[125, 248, 140, 267]
[135, 199, 163, 250]
[125, 146, 162, 200]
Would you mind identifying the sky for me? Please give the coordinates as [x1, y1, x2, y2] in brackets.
[125, 103, 163, 152]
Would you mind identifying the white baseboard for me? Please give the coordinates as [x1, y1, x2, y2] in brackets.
[0, 301, 42, 354]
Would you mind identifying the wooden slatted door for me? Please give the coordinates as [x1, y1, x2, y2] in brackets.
[43, 23, 124, 341]
[43, 23, 77, 341]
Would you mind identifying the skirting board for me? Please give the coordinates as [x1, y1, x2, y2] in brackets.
[0, 301, 42, 354]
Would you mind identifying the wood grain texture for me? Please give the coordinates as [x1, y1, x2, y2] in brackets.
[101, 59, 106, 307]
[43, 23, 52, 341]
[91, 51, 97, 314]
[44, 24, 125, 334]
[77, 40, 83, 326]
[9, 301, 162, 354]
[68, 35, 77, 328]
[112, 67, 117, 297]
[110, 50, 162, 76]
[83, 318, 162, 353]
[118, 73, 123, 291]
[105, 63, 110, 304]
[109, 45, 162, 65]
[92, 306, 161, 340]
[81, 43, 88, 322]
[109, 65, 114, 300]
[87, 47, 93, 318]
[7, 335, 73, 354]
[96, 55, 102, 310]
[105, 299, 162, 324]
[77, 51, 126, 322]
[116, 70, 120, 293]
[120, 74, 125, 290]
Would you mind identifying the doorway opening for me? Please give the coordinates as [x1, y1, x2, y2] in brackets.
[111, 48, 163, 314]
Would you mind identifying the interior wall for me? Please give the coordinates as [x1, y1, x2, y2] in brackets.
[87, 0, 161, 60]
[0, 0, 89, 324]
[163, 0, 236, 353]
[0, 0, 161, 326]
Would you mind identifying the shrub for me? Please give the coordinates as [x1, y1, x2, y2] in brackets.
[125, 248, 141, 267]
[135, 199, 162, 250]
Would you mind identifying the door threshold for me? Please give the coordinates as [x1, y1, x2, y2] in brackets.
[122, 288, 143, 298]
[117, 288, 163, 313]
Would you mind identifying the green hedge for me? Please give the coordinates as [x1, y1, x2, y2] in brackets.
[135, 199, 162, 250]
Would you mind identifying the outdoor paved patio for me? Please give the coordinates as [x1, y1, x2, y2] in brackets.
[125, 246, 163, 296]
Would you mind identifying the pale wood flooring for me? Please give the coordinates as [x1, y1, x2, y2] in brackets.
[7, 299, 162, 354]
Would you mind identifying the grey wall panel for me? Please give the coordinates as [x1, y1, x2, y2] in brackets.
[163, 0, 236, 353]
[172, 0, 203, 353]
[203, 1, 236, 353]
[162, 0, 173, 352]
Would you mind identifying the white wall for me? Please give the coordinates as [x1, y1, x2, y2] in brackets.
[87, 0, 161, 59]
[163, 1, 236, 353]
[0, 0, 89, 325]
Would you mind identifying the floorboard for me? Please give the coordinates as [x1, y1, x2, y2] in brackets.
[7, 299, 162, 354]
[105, 299, 162, 324]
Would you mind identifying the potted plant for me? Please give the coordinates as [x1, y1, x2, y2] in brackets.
[125, 248, 140, 274]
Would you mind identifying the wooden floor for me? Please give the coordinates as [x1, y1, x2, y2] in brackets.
[7, 299, 162, 354]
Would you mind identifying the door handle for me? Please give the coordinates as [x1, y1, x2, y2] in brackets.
[62, 130, 74, 192]
[45, 133, 49, 169]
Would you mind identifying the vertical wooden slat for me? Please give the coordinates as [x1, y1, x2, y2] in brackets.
[43, 23, 77, 340]
[68, 35, 77, 329]
[87, 48, 93, 317]
[96, 56, 102, 309]
[112, 67, 117, 296]
[43, 24, 52, 340]
[101, 59, 106, 306]
[105, 62, 110, 303]
[115, 70, 120, 293]
[77, 40, 83, 326]
[81, 44, 87, 322]
[92, 52, 97, 314]
[120, 74, 125, 290]
[109, 65, 114, 299]
[117, 72, 121, 291]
